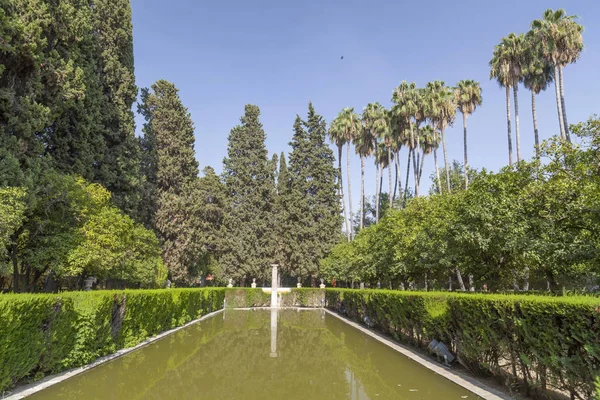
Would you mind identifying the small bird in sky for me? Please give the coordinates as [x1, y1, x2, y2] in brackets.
[341, 56, 344, 60]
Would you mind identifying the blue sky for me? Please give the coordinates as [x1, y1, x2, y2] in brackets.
[131, 0, 600, 210]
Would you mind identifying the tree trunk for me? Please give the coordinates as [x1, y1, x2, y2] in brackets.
[558, 66, 570, 142]
[455, 268, 466, 291]
[433, 147, 442, 194]
[346, 143, 353, 240]
[448, 273, 453, 291]
[523, 267, 530, 292]
[424, 272, 428, 292]
[404, 148, 412, 205]
[360, 155, 365, 231]
[513, 83, 521, 163]
[553, 65, 566, 140]
[462, 112, 469, 189]
[11, 243, 18, 293]
[395, 150, 402, 206]
[375, 164, 380, 222]
[418, 149, 425, 187]
[387, 146, 393, 208]
[441, 126, 451, 193]
[531, 91, 540, 160]
[338, 146, 350, 241]
[505, 85, 513, 166]
[411, 123, 419, 197]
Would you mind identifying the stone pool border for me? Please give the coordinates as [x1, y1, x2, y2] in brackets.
[323, 308, 513, 400]
[2, 308, 225, 400]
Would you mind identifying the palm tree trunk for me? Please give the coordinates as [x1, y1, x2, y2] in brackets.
[558, 66, 570, 142]
[375, 164, 380, 222]
[531, 91, 540, 160]
[403, 148, 412, 205]
[411, 124, 419, 197]
[418, 148, 425, 187]
[462, 112, 469, 189]
[513, 83, 521, 162]
[433, 147, 442, 194]
[505, 85, 514, 166]
[359, 155, 365, 230]
[346, 143, 353, 240]
[553, 65, 566, 140]
[387, 146, 393, 208]
[441, 126, 451, 193]
[394, 150, 402, 206]
[338, 146, 350, 241]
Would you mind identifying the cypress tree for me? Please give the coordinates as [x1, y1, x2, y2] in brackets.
[221, 105, 276, 285]
[287, 103, 341, 284]
[138, 80, 202, 284]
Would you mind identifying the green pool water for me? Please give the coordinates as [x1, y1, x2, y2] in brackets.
[28, 309, 481, 400]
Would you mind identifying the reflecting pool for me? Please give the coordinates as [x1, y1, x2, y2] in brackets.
[29, 309, 480, 400]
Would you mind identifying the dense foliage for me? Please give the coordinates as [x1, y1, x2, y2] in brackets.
[322, 117, 600, 292]
[0, 288, 224, 393]
[326, 289, 600, 399]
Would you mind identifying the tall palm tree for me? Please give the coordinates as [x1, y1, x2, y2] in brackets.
[331, 108, 361, 239]
[425, 81, 456, 193]
[455, 80, 482, 189]
[490, 42, 514, 166]
[491, 33, 526, 163]
[355, 125, 374, 231]
[362, 103, 390, 221]
[330, 108, 362, 240]
[392, 81, 420, 200]
[375, 142, 390, 220]
[418, 125, 438, 187]
[531, 9, 583, 142]
[328, 118, 350, 240]
[523, 35, 554, 159]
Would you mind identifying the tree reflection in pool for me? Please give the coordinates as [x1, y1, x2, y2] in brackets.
[29, 309, 481, 400]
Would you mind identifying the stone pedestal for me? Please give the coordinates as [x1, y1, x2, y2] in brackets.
[319, 278, 325, 289]
[227, 278, 233, 288]
[251, 278, 256, 288]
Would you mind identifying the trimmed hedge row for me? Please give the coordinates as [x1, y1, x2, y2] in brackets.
[224, 288, 325, 308]
[325, 289, 600, 399]
[0, 288, 225, 393]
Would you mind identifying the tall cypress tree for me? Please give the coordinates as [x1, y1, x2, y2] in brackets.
[221, 105, 276, 285]
[138, 80, 203, 284]
[92, 0, 142, 218]
[287, 103, 341, 284]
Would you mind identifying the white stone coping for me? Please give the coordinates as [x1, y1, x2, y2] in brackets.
[260, 287, 292, 293]
[323, 309, 514, 400]
[2, 309, 225, 400]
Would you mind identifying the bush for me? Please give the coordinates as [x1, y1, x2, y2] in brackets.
[0, 288, 224, 393]
[224, 288, 325, 308]
[325, 289, 600, 399]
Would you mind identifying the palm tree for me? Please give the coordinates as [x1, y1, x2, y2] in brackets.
[531, 9, 584, 141]
[362, 103, 390, 221]
[328, 118, 350, 240]
[455, 80, 482, 189]
[392, 81, 420, 200]
[523, 35, 554, 159]
[375, 142, 390, 220]
[355, 125, 374, 231]
[491, 33, 526, 163]
[425, 81, 456, 193]
[418, 125, 438, 186]
[331, 108, 361, 239]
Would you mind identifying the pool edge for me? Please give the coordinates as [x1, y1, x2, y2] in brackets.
[2, 308, 225, 400]
[323, 308, 514, 400]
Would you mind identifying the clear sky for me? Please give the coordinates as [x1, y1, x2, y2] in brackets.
[131, 0, 600, 210]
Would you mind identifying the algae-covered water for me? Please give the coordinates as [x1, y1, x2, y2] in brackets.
[29, 309, 480, 400]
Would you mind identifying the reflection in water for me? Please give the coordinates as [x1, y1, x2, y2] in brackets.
[29, 310, 481, 400]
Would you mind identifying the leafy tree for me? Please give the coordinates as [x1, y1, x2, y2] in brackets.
[221, 105, 276, 285]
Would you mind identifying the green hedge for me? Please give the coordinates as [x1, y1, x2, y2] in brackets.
[224, 288, 325, 308]
[325, 289, 600, 399]
[0, 288, 225, 393]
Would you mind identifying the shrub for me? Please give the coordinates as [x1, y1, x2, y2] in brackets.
[325, 289, 600, 399]
[224, 288, 325, 308]
[0, 288, 224, 393]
